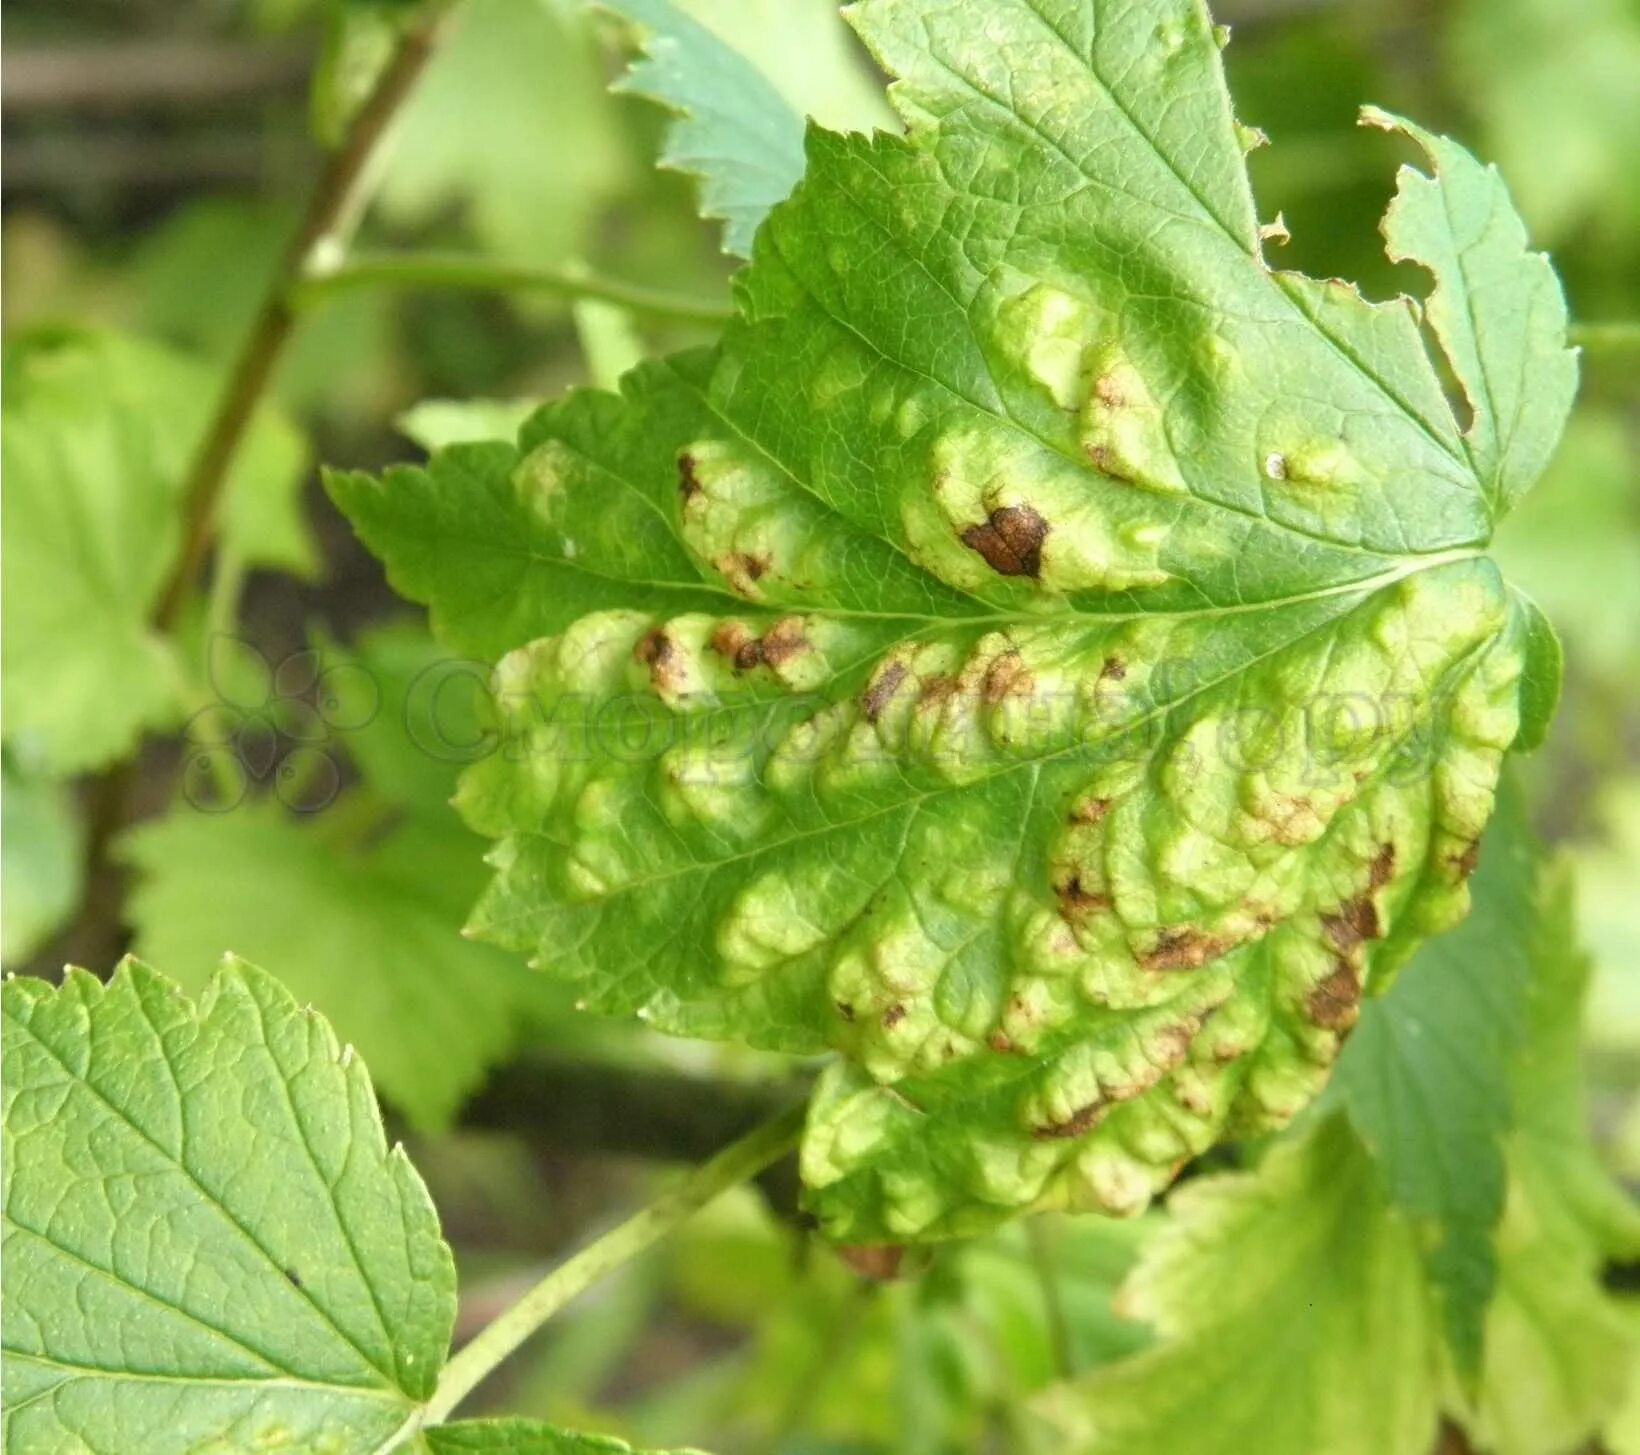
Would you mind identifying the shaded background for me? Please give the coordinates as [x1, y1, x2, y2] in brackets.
[3, 1, 1638, 1450]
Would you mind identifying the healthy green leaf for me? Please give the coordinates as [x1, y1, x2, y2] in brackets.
[1327, 775, 1537, 1380]
[597, 0, 806, 258]
[0, 958, 455, 1453]
[1, 328, 313, 775]
[121, 628, 554, 1130]
[329, 0, 1575, 1242]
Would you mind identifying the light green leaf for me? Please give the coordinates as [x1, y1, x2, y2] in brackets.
[330, 0, 1574, 1242]
[1448, 0, 1640, 246]
[422, 1417, 692, 1453]
[0, 761, 84, 966]
[399, 398, 542, 453]
[0, 958, 455, 1453]
[1365, 107, 1579, 517]
[1327, 775, 1537, 1380]
[1494, 407, 1640, 679]
[1034, 1115, 1441, 1455]
[1, 328, 313, 775]
[597, 0, 807, 257]
[1468, 865, 1640, 1455]
[120, 629, 552, 1130]
[377, 0, 630, 265]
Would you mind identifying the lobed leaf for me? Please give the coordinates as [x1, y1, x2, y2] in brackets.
[328, 0, 1577, 1242]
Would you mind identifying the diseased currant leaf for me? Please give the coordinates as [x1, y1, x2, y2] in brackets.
[0, 958, 455, 1454]
[597, 0, 806, 259]
[328, 0, 1576, 1242]
[1, 327, 313, 775]
[1327, 774, 1537, 1381]
[1033, 831, 1640, 1455]
[121, 628, 554, 1131]
[421, 1416, 695, 1453]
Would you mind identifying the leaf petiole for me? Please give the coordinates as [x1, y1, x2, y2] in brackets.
[397, 1101, 805, 1444]
[292, 251, 736, 326]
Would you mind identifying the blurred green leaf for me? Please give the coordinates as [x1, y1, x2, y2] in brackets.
[398, 397, 539, 452]
[423, 1418, 691, 1452]
[1, 328, 312, 775]
[0, 759, 84, 965]
[1493, 407, 1640, 680]
[377, 0, 630, 264]
[120, 627, 551, 1130]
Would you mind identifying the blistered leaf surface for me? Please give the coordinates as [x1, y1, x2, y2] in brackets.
[329, 0, 1575, 1241]
[0, 959, 454, 1453]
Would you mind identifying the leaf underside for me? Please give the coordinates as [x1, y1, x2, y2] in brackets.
[327, 0, 1576, 1242]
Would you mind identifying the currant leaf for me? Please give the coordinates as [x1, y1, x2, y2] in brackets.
[328, 0, 1575, 1242]
[0, 958, 454, 1454]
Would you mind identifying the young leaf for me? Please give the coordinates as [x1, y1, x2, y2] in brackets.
[120, 629, 552, 1131]
[329, 0, 1575, 1242]
[1327, 775, 1538, 1380]
[0, 958, 454, 1454]
[596, 0, 806, 258]
[1, 328, 313, 775]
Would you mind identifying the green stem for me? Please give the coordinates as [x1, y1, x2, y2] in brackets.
[291, 251, 735, 326]
[1569, 321, 1640, 354]
[410, 1102, 804, 1435]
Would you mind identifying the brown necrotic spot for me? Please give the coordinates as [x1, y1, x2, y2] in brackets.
[835, 1000, 856, 1022]
[760, 616, 808, 668]
[1055, 872, 1112, 922]
[1099, 655, 1127, 682]
[961, 504, 1048, 578]
[1321, 896, 1381, 956]
[1069, 795, 1112, 825]
[1307, 960, 1362, 1031]
[635, 627, 689, 695]
[1084, 443, 1134, 483]
[1139, 926, 1232, 973]
[861, 661, 909, 723]
[835, 1244, 907, 1281]
[983, 650, 1032, 704]
[1369, 842, 1397, 889]
[1032, 1100, 1106, 1141]
[987, 1030, 1019, 1054]
[677, 451, 702, 501]
[881, 1003, 907, 1029]
[1452, 840, 1480, 881]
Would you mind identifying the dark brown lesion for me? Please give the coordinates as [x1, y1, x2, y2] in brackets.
[1139, 926, 1234, 973]
[1055, 871, 1112, 923]
[634, 627, 683, 692]
[1451, 840, 1480, 881]
[960, 504, 1049, 577]
[1320, 896, 1381, 955]
[982, 649, 1033, 704]
[835, 1244, 907, 1281]
[677, 451, 702, 502]
[1306, 959, 1362, 1031]
[1084, 443, 1134, 483]
[881, 1002, 907, 1029]
[861, 661, 909, 723]
[1031, 1099, 1105, 1141]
